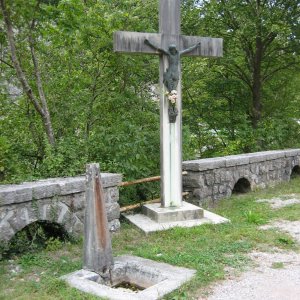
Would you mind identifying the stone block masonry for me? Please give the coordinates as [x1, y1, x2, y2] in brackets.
[0, 173, 122, 243]
[183, 149, 300, 207]
[1, 149, 300, 243]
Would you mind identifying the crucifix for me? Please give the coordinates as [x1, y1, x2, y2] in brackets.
[114, 0, 222, 208]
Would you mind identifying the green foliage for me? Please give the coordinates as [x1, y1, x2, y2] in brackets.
[1, 221, 69, 259]
[45, 237, 64, 252]
[182, 0, 300, 156]
[243, 210, 265, 225]
[277, 236, 295, 246]
[1, 0, 161, 198]
[0, 0, 299, 188]
[34, 137, 88, 178]
[0, 136, 14, 181]
[171, 291, 188, 300]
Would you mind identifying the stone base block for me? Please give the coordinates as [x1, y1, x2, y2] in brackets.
[61, 255, 196, 300]
[124, 208, 229, 234]
[142, 201, 203, 223]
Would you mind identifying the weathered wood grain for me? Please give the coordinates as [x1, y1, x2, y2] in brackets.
[180, 35, 223, 57]
[114, 31, 223, 58]
[113, 31, 161, 55]
[83, 163, 113, 276]
[159, 0, 180, 35]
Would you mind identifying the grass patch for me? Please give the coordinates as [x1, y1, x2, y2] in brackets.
[271, 262, 285, 269]
[1, 177, 300, 299]
[272, 204, 300, 221]
[243, 210, 266, 225]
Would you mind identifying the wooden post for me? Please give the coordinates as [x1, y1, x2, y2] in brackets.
[83, 163, 113, 277]
[113, 0, 223, 209]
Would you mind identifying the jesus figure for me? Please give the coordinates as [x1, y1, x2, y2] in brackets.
[145, 39, 201, 92]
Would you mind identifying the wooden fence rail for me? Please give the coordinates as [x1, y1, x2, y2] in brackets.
[118, 171, 188, 187]
[118, 172, 189, 212]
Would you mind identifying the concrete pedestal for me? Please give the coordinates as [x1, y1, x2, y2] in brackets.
[143, 201, 203, 223]
[124, 201, 229, 234]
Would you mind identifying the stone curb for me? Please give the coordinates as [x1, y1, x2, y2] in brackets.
[0, 173, 122, 206]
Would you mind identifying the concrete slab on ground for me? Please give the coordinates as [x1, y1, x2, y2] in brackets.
[62, 255, 196, 300]
[124, 204, 229, 234]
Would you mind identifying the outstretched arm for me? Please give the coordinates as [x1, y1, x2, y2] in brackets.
[180, 42, 201, 55]
[144, 39, 168, 55]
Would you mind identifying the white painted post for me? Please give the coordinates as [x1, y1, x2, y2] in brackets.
[159, 0, 182, 208]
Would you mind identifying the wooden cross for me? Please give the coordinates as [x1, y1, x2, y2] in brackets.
[114, 0, 222, 208]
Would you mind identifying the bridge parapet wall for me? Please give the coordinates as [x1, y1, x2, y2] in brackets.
[0, 173, 122, 242]
[2, 150, 300, 243]
[183, 149, 300, 206]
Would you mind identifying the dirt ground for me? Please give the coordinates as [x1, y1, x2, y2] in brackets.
[198, 195, 300, 300]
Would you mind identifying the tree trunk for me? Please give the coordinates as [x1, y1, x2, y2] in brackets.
[251, 35, 263, 128]
[251, 0, 263, 129]
[29, 34, 55, 146]
[0, 0, 55, 146]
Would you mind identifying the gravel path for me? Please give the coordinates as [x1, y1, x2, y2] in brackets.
[256, 194, 300, 209]
[204, 251, 300, 300]
[260, 221, 300, 244]
[199, 195, 300, 300]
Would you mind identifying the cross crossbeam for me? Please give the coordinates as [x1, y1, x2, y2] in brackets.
[114, 32, 222, 57]
[113, 0, 222, 208]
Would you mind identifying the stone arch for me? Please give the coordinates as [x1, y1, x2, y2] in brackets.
[3, 220, 69, 257]
[37, 201, 82, 236]
[232, 177, 251, 194]
[291, 165, 300, 179]
[14, 220, 69, 242]
[1, 201, 82, 244]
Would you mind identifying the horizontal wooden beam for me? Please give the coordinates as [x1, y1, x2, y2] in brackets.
[181, 35, 223, 58]
[114, 31, 223, 58]
[119, 175, 161, 187]
[113, 31, 161, 55]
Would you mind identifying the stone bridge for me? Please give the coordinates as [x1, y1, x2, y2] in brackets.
[0, 173, 122, 243]
[1, 149, 300, 244]
[183, 149, 300, 206]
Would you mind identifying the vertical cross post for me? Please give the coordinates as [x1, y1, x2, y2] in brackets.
[113, 0, 222, 209]
[159, 0, 182, 207]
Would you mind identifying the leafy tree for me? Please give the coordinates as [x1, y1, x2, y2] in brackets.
[200, 0, 300, 128]
[0, 0, 161, 192]
[0, 0, 55, 145]
[181, 0, 300, 155]
[0, 0, 299, 190]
